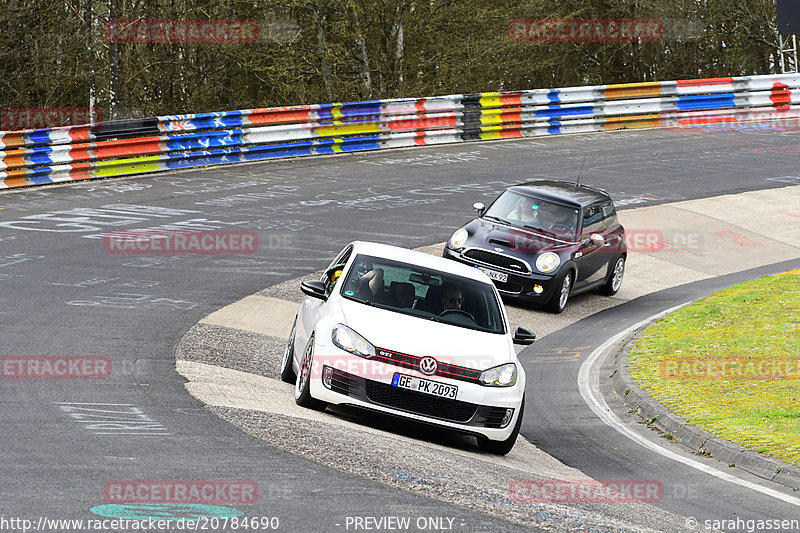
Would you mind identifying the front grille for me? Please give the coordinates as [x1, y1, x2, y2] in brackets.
[463, 249, 530, 273]
[472, 405, 513, 428]
[375, 347, 481, 384]
[365, 380, 478, 423]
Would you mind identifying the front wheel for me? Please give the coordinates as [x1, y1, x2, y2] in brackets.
[477, 397, 524, 455]
[294, 335, 327, 411]
[599, 256, 625, 296]
[545, 271, 572, 314]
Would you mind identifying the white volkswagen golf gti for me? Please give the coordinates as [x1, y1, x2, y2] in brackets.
[280, 241, 535, 454]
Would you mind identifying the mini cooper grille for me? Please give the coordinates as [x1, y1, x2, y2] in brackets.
[365, 380, 478, 423]
[463, 249, 530, 273]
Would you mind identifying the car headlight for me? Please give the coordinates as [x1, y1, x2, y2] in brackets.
[479, 362, 518, 387]
[331, 324, 376, 358]
[448, 228, 468, 250]
[536, 252, 561, 273]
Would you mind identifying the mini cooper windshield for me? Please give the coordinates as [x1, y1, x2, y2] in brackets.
[484, 190, 580, 241]
[339, 254, 506, 334]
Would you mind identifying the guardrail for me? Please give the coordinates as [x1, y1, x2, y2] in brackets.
[3, 74, 800, 190]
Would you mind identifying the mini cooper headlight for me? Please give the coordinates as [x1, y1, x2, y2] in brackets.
[332, 324, 376, 358]
[536, 252, 561, 273]
[479, 363, 518, 387]
[448, 228, 468, 250]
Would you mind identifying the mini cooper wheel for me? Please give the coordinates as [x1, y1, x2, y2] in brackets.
[294, 334, 327, 411]
[599, 256, 625, 296]
[545, 271, 573, 314]
[477, 396, 524, 455]
[280, 317, 298, 384]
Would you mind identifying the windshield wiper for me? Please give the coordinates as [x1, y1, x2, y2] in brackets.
[344, 294, 373, 307]
[483, 215, 510, 225]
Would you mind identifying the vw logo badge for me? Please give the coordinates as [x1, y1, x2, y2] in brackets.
[419, 357, 438, 376]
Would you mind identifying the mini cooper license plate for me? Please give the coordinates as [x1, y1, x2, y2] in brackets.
[478, 266, 508, 283]
[392, 373, 458, 400]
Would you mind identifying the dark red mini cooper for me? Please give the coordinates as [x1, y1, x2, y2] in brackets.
[443, 180, 626, 313]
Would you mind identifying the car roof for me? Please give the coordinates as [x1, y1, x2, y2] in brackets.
[506, 179, 611, 208]
[348, 241, 494, 284]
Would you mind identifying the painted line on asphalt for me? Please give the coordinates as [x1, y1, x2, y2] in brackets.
[577, 303, 800, 508]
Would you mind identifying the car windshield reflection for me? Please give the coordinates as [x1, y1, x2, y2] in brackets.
[484, 191, 579, 241]
[339, 254, 505, 334]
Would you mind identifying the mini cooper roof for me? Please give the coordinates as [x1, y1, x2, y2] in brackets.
[506, 179, 612, 208]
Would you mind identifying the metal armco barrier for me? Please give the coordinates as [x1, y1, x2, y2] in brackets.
[3, 74, 800, 190]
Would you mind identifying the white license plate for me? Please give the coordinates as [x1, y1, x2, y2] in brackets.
[478, 266, 508, 283]
[392, 373, 458, 400]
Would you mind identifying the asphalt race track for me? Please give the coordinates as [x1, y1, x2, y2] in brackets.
[1, 125, 799, 532]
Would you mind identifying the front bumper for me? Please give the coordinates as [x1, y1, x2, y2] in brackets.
[310, 346, 525, 441]
[443, 246, 558, 304]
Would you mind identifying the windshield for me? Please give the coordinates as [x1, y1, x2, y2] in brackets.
[484, 190, 579, 241]
[339, 254, 506, 334]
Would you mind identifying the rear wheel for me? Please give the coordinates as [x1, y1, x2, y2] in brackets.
[477, 397, 524, 455]
[599, 256, 625, 296]
[545, 271, 572, 314]
[294, 335, 327, 411]
[279, 317, 298, 383]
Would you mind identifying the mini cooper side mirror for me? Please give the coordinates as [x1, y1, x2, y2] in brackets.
[473, 202, 485, 215]
[590, 233, 605, 246]
[301, 280, 328, 301]
[513, 326, 536, 345]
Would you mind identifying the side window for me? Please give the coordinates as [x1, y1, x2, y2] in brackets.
[601, 202, 618, 230]
[581, 204, 604, 239]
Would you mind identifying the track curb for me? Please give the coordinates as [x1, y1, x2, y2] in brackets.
[611, 316, 800, 491]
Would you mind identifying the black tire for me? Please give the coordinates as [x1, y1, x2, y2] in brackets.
[599, 256, 625, 296]
[477, 397, 524, 455]
[280, 317, 298, 384]
[294, 335, 327, 411]
[545, 270, 573, 314]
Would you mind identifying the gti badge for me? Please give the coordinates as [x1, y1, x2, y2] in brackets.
[419, 356, 438, 376]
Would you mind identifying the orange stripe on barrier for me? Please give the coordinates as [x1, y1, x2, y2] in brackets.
[604, 82, 661, 99]
[94, 139, 163, 158]
[499, 94, 523, 106]
[603, 114, 661, 129]
[247, 108, 313, 126]
[69, 126, 94, 143]
[2, 134, 26, 149]
[2, 155, 27, 170]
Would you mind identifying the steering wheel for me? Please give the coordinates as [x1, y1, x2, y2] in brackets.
[439, 308, 476, 322]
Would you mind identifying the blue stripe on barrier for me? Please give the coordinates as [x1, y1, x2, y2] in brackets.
[676, 94, 736, 110]
[29, 131, 55, 146]
[547, 124, 562, 135]
[547, 90, 561, 104]
[535, 106, 594, 119]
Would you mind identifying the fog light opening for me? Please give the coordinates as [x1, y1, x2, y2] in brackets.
[533, 285, 544, 294]
[322, 365, 333, 389]
[501, 408, 514, 428]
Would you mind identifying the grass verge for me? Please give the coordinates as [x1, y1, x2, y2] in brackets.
[628, 269, 800, 466]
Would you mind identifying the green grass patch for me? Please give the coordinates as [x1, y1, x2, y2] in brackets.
[628, 269, 800, 466]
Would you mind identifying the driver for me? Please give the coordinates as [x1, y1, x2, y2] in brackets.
[440, 285, 463, 311]
[544, 207, 575, 235]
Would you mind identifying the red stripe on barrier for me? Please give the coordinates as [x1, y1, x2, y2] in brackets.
[676, 77, 735, 87]
[414, 132, 427, 145]
[500, 94, 523, 106]
[69, 126, 94, 143]
[93, 138, 163, 158]
[770, 82, 791, 110]
[676, 116, 737, 125]
[247, 108, 314, 126]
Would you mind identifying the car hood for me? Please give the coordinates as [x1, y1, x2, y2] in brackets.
[339, 297, 514, 370]
[465, 218, 575, 255]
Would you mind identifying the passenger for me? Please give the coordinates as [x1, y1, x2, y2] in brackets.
[358, 268, 385, 301]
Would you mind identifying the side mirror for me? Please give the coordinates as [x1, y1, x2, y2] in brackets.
[590, 233, 605, 246]
[473, 202, 485, 215]
[513, 326, 536, 345]
[301, 280, 328, 301]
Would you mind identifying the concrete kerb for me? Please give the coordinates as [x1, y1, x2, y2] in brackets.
[611, 315, 800, 490]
